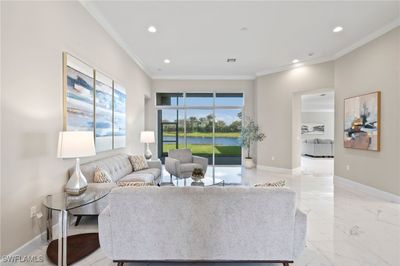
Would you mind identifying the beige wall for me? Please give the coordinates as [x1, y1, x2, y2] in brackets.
[334, 27, 400, 196]
[255, 62, 335, 169]
[146, 79, 255, 158]
[1, 1, 151, 255]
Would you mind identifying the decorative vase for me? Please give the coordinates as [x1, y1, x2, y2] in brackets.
[244, 158, 255, 169]
[192, 168, 204, 182]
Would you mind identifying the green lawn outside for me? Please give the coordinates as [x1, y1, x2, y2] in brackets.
[163, 132, 240, 138]
[163, 144, 241, 156]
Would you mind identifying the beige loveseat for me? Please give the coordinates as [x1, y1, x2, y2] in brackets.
[99, 186, 307, 266]
[69, 154, 162, 224]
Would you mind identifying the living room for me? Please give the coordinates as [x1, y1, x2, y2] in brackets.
[1, 1, 400, 266]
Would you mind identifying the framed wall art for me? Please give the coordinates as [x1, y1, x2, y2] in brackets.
[344, 91, 381, 151]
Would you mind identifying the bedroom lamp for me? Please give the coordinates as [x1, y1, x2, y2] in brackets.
[57, 131, 96, 195]
[140, 131, 155, 160]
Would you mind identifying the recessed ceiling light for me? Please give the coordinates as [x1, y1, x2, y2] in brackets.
[292, 59, 299, 64]
[147, 26, 157, 33]
[163, 59, 170, 64]
[333, 26, 343, 33]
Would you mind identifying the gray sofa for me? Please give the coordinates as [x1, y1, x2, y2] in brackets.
[302, 138, 334, 157]
[99, 186, 307, 266]
[68, 154, 162, 222]
[165, 149, 208, 181]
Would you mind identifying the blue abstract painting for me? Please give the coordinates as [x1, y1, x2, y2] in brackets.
[66, 66, 94, 131]
[95, 79, 113, 152]
[113, 83, 126, 149]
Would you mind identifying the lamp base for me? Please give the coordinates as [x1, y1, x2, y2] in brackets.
[65, 158, 88, 196]
[144, 143, 152, 160]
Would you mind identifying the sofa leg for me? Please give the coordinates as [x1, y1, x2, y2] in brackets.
[74, 215, 82, 226]
[170, 174, 173, 183]
[282, 262, 291, 266]
[117, 262, 124, 266]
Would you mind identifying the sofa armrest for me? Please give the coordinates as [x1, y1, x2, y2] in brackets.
[98, 205, 113, 259]
[293, 209, 307, 259]
[165, 157, 180, 176]
[193, 156, 208, 174]
[147, 160, 162, 172]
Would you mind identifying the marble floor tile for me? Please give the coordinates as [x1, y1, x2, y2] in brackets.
[10, 157, 400, 266]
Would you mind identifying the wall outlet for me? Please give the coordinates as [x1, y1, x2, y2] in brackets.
[271, 156, 275, 161]
[30, 206, 37, 218]
[346, 165, 350, 171]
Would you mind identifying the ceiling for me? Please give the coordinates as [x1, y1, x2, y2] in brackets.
[302, 91, 335, 112]
[82, 1, 400, 79]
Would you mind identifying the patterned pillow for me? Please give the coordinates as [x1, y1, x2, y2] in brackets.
[129, 155, 149, 171]
[254, 180, 286, 187]
[93, 167, 113, 183]
[117, 181, 154, 187]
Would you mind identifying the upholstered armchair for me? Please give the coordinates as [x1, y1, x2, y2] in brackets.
[165, 149, 208, 182]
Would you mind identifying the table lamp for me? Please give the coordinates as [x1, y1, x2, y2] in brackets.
[57, 131, 96, 195]
[140, 131, 155, 159]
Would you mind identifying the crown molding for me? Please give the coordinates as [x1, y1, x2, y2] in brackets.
[333, 17, 400, 60]
[79, 1, 153, 78]
[152, 74, 256, 80]
[80, 1, 399, 81]
[256, 17, 400, 78]
[255, 55, 335, 77]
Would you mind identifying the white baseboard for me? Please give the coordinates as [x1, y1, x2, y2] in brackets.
[334, 175, 400, 204]
[256, 164, 293, 174]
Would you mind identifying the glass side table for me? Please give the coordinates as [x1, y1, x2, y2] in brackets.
[43, 185, 111, 266]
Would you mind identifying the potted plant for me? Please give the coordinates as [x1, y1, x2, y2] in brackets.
[239, 116, 265, 168]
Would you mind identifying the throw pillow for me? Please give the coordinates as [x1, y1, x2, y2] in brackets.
[93, 167, 113, 183]
[254, 180, 286, 187]
[117, 181, 154, 187]
[129, 155, 149, 171]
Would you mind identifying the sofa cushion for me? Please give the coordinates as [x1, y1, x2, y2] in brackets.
[93, 167, 113, 183]
[180, 163, 203, 174]
[169, 149, 193, 164]
[129, 155, 149, 171]
[73, 154, 133, 183]
[134, 168, 161, 178]
[119, 173, 155, 183]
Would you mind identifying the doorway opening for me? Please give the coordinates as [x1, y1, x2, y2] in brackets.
[299, 91, 335, 176]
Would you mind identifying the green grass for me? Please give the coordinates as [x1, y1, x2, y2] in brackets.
[163, 132, 240, 138]
[163, 144, 241, 156]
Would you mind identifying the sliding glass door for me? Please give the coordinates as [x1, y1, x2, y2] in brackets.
[156, 92, 243, 166]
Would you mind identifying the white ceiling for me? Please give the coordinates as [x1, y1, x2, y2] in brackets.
[82, 1, 400, 79]
[302, 91, 335, 112]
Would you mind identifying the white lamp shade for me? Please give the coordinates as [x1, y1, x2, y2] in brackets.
[57, 131, 96, 158]
[140, 131, 155, 144]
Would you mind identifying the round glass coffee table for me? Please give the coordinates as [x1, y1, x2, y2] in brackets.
[43, 185, 111, 266]
[173, 177, 224, 187]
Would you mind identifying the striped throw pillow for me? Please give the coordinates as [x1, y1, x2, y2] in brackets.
[93, 167, 112, 183]
[117, 181, 154, 187]
[254, 180, 286, 187]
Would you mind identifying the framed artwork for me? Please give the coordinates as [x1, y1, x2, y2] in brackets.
[344, 91, 381, 151]
[64, 53, 94, 132]
[113, 83, 126, 149]
[95, 72, 113, 152]
[301, 123, 325, 135]
[63, 52, 127, 152]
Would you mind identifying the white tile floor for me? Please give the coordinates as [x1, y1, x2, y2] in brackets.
[17, 157, 400, 265]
